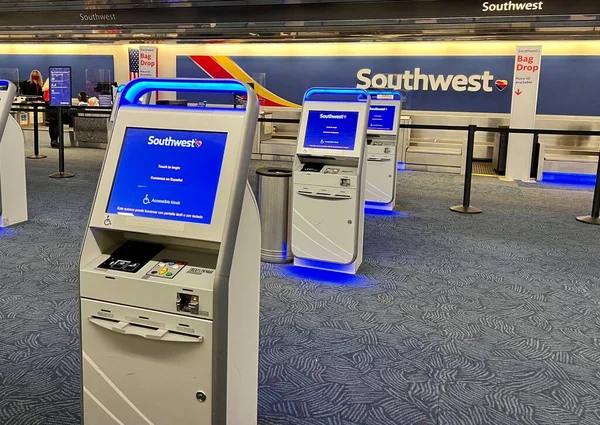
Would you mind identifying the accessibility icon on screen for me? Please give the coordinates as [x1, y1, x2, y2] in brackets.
[143, 194, 151, 205]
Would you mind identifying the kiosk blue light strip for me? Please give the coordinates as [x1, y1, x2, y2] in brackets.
[304, 87, 370, 102]
[120, 78, 249, 107]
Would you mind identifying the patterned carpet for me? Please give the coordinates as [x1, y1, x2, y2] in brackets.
[1, 145, 599, 425]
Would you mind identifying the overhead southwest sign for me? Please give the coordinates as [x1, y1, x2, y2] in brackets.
[482, 1, 544, 12]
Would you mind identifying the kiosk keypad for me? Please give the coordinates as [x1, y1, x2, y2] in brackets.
[146, 260, 188, 279]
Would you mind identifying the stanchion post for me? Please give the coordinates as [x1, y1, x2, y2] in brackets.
[27, 103, 47, 160]
[576, 153, 600, 225]
[49, 107, 75, 179]
[530, 132, 540, 179]
[450, 124, 482, 214]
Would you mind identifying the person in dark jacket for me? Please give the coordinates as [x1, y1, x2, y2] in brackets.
[21, 70, 44, 97]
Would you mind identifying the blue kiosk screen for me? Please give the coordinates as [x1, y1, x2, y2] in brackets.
[303, 110, 359, 150]
[367, 105, 396, 131]
[106, 127, 227, 224]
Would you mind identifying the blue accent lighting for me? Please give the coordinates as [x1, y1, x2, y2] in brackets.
[304, 87, 370, 102]
[541, 172, 597, 187]
[120, 78, 249, 107]
[397, 161, 406, 170]
[365, 206, 410, 217]
[282, 262, 367, 286]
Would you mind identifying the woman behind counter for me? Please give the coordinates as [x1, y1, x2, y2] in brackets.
[21, 70, 44, 97]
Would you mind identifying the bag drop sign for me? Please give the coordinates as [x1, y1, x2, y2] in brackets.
[516, 55, 539, 72]
[139, 46, 158, 78]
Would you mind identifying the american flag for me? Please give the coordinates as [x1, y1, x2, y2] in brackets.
[129, 48, 139, 80]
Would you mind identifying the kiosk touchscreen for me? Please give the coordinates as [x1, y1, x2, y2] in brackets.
[0, 80, 27, 227]
[291, 88, 370, 274]
[79, 79, 260, 425]
[365, 91, 402, 210]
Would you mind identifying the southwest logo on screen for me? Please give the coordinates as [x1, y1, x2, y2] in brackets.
[320, 113, 347, 119]
[147, 135, 202, 148]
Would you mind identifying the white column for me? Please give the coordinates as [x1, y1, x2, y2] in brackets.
[505, 45, 542, 181]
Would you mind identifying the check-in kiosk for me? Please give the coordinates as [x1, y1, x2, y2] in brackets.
[79, 79, 260, 425]
[365, 91, 402, 210]
[291, 88, 370, 274]
[0, 80, 27, 227]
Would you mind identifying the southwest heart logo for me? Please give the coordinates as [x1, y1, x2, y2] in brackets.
[495, 80, 508, 91]
[195, 140, 203, 147]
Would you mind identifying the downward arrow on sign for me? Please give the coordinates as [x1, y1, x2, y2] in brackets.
[515, 89, 522, 96]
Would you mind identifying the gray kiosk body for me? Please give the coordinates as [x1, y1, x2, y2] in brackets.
[365, 91, 403, 210]
[291, 88, 370, 274]
[0, 80, 27, 227]
[79, 78, 260, 425]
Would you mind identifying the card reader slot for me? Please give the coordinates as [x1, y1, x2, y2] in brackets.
[298, 192, 351, 200]
[367, 157, 392, 162]
[89, 316, 203, 343]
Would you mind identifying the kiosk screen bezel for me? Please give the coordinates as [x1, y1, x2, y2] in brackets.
[296, 100, 369, 158]
[366, 99, 402, 136]
[105, 126, 228, 225]
[88, 106, 247, 243]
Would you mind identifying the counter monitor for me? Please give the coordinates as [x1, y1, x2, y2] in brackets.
[367, 105, 396, 131]
[106, 127, 227, 224]
[303, 110, 359, 151]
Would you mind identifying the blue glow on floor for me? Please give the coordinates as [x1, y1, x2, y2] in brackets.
[282, 259, 369, 285]
[541, 172, 597, 187]
[365, 208, 410, 217]
[397, 161, 406, 170]
[0, 227, 16, 237]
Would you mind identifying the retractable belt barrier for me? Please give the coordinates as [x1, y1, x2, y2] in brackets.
[11, 103, 112, 178]
[257, 117, 600, 224]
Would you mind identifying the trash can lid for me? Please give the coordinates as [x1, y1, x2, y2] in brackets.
[256, 167, 292, 177]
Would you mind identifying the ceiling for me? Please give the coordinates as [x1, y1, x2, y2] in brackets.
[0, 0, 598, 42]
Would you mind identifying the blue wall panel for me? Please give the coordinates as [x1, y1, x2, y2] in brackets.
[177, 54, 600, 116]
[0, 54, 114, 96]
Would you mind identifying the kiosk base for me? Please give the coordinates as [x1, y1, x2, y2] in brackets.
[294, 257, 361, 275]
[365, 201, 394, 211]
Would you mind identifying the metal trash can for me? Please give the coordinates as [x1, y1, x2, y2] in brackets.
[256, 167, 293, 263]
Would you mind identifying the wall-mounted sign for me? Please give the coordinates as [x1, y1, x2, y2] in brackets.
[49, 66, 72, 107]
[139, 46, 158, 79]
[357, 68, 497, 92]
